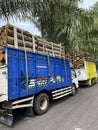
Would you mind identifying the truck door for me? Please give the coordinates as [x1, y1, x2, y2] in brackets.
[71, 67, 79, 88]
[0, 51, 8, 102]
[0, 66, 8, 102]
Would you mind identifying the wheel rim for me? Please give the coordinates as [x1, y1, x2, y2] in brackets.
[39, 97, 48, 110]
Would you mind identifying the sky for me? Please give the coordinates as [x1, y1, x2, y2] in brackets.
[0, 0, 97, 36]
[79, 0, 98, 9]
[0, 20, 41, 36]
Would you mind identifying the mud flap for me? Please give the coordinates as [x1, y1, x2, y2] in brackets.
[0, 110, 13, 126]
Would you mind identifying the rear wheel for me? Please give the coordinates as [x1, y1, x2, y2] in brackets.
[71, 84, 77, 96]
[33, 93, 49, 115]
[88, 79, 92, 87]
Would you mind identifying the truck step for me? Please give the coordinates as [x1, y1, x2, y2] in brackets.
[52, 86, 72, 93]
[52, 87, 72, 100]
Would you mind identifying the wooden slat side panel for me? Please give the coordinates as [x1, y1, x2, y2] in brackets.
[0, 24, 65, 58]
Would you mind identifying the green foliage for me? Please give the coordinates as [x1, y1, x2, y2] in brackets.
[29, 0, 95, 55]
[0, 0, 30, 20]
[29, 1, 85, 43]
[0, 0, 98, 58]
[81, 2, 98, 58]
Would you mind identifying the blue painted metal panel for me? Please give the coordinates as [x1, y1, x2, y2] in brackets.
[8, 50, 19, 99]
[4, 47, 72, 100]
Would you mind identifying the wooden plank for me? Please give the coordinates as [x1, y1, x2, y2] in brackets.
[7, 29, 14, 37]
[43, 41, 45, 53]
[59, 44, 61, 58]
[14, 27, 18, 48]
[7, 36, 14, 45]
[51, 42, 54, 57]
[17, 32, 32, 42]
[32, 35, 35, 52]
[45, 48, 52, 53]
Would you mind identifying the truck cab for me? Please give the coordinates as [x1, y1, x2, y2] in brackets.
[70, 63, 79, 91]
[0, 51, 8, 102]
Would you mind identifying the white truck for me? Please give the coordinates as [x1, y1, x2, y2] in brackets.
[75, 61, 97, 86]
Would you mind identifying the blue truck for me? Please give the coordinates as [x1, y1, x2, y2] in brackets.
[0, 46, 78, 126]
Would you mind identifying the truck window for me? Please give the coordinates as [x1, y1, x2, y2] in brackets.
[0, 52, 6, 66]
[71, 68, 77, 78]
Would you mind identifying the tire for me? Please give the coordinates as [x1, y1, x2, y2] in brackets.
[71, 84, 77, 96]
[33, 93, 49, 115]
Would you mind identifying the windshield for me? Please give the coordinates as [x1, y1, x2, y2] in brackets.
[71, 68, 77, 78]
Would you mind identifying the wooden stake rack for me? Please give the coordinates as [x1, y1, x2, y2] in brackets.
[0, 24, 65, 58]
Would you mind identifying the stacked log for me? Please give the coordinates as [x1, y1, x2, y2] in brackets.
[66, 51, 95, 69]
[0, 23, 65, 60]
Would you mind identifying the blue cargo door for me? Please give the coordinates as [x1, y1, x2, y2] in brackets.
[8, 48, 19, 100]
[27, 52, 36, 95]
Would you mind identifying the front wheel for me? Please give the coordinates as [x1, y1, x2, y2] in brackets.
[33, 93, 49, 115]
[71, 84, 77, 96]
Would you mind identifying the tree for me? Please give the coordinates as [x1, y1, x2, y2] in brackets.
[0, 0, 84, 42]
[29, 1, 87, 41]
[29, 0, 94, 53]
[1, 0, 96, 55]
[0, 0, 82, 19]
[0, 0, 30, 20]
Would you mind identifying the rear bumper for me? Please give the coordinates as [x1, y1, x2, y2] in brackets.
[79, 77, 97, 86]
[0, 108, 13, 126]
